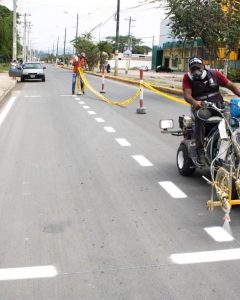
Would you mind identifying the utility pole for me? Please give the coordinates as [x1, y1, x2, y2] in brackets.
[63, 27, 66, 66]
[12, 0, 17, 61]
[124, 16, 135, 74]
[75, 14, 79, 54]
[23, 13, 27, 62]
[114, 0, 120, 76]
[52, 42, 55, 64]
[26, 21, 31, 61]
[56, 36, 59, 63]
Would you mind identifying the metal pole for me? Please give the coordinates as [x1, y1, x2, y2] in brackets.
[12, 0, 17, 61]
[63, 27, 66, 66]
[114, 0, 120, 76]
[26, 21, 30, 61]
[56, 36, 59, 63]
[23, 13, 26, 62]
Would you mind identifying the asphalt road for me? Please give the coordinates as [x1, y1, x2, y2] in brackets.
[0, 65, 240, 299]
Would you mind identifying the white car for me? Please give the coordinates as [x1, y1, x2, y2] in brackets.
[20, 62, 46, 82]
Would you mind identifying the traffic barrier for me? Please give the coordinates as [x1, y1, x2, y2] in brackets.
[99, 67, 106, 94]
[136, 69, 146, 114]
[78, 67, 141, 106]
[143, 82, 189, 106]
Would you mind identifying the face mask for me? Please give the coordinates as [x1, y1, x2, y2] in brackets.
[191, 69, 203, 81]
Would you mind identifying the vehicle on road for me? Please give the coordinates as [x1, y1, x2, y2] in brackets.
[160, 99, 240, 221]
[20, 62, 46, 82]
[156, 65, 173, 73]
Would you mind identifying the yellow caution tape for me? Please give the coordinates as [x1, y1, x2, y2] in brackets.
[79, 67, 141, 106]
[142, 82, 190, 106]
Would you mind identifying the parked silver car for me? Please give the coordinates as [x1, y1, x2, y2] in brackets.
[20, 62, 46, 82]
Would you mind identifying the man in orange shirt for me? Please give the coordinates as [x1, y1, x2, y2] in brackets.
[72, 55, 79, 95]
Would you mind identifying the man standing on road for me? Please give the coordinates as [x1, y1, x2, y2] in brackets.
[182, 56, 240, 166]
[72, 55, 79, 95]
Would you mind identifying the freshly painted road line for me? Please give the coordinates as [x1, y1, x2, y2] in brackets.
[204, 227, 234, 242]
[87, 111, 96, 115]
[24, 95, 41, 98]
[132, 155, 153, 167]
[0, 265, 57, 281]
[83, 105, 90, 109]
[0, 97, 16, 127]
[115, 138, 131, 147]
[95, 118, 105, 123]
[104, 127, 116, 133]
[158, 181, 187, 198]
[170, 248, 240, 264]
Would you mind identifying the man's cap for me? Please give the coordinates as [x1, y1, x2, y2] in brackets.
[189, 56, 203, 68]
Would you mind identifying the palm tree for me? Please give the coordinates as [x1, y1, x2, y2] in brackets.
[97, 41, 113, 72]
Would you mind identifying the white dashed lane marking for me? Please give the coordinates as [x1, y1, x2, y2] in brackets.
[158, 181, 187, 198]
[170, 248, 240, 264]
[204, 227, 234, 242]
[104, 127, 116, 133]
[0, 265, 57, 281]
[79, 101, 85, 104]
[132, 155, 153, 167]
[83, 105, 90, 109]
[87, 111, 96, 115]
[115, 138, 131, 147]
[95, 118, 105, 123]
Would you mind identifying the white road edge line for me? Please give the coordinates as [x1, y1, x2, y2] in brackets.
[170, 248, 240, 264]
[0, 265, 57, 281]
[95, 118, 105, 123]
[0, 96, 16, 127]
[158, 181, 187, 198]
[115, 138, 131, 147]
[204, 227, 234, 242]
[104, 126, 116, 133]
[24, 96, 41, 98]
[132, 155, 153, 167]
[87, 111, 96, 115]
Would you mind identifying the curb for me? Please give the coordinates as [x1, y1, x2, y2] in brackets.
[0, 79, 17, 106]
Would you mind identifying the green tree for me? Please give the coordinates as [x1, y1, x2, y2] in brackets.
[97, 41, 113, 72]
[105, 35, 151, 54]
[145, 0, 240, 66]
[0, 5, 13, 62]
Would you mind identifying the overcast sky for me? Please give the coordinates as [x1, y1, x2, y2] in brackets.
[1, 0, 166, 53]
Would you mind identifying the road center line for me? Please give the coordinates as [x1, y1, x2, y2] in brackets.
[0, 265, 57, 281]
[0, 96, 16, 127]
[158, 181, 187, 198]
[79, 101, 85, 104]
[24, 95, 41, 98]
[115, 138, 131, 147]
[104, 126, 116, 133]
[132, 155, 153, 167]
[204, 227, 234, 242]
[95, 118, 105, 123]
[170, 248, 240, 264]
[87, 111, 96, 115]
[83, 105, 90, 109]
[74, 97, 80, 100]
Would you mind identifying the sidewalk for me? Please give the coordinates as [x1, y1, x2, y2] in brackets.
[0, 72, 17, 103]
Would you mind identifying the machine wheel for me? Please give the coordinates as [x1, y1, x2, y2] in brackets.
[42, 76, 45, 82]
[20, 76, 24, 82]
[177, 143, 196, 176]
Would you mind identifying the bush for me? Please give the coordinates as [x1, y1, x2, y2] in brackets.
[0, 63, 9, 73]
[227, 68, 240, 82]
